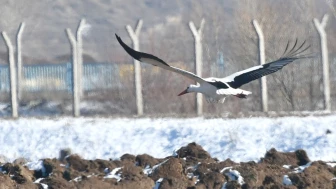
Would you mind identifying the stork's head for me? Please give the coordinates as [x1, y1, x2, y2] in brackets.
[178, 85, 197, 96]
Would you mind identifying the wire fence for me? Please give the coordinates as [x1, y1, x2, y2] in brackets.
[0, 63, 121, 93]
[0, 56, 334, 117]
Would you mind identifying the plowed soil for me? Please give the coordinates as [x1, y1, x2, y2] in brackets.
[1, 142, 335, 189]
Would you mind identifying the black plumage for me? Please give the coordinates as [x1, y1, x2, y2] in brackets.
[227, 39, 310, 89]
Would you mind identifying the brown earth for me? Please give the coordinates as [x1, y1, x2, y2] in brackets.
[0, 143, 335, 189]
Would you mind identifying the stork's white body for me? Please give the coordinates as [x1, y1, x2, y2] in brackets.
[190, 78, 252, 103]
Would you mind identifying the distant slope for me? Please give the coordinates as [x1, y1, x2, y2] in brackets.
[0, 0, 187, 63]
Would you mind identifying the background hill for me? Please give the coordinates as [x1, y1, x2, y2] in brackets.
[0, 0, 334, 64]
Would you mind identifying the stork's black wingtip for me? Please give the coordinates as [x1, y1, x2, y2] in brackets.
[115, 34, 123, 44]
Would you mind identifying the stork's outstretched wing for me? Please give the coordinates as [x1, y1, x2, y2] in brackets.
[224, 39, 311, 88]
[116, 34, 206, 84]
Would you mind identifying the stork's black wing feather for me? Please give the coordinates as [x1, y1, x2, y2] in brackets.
[227, 40, 311, 89]
[116, 34, 206, 83]
[115, 34, 169, 66]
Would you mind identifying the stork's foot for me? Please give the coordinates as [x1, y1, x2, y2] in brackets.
[234, 92, 247, 99]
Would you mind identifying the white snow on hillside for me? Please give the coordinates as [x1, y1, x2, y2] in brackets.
[0, 116, 335, 163]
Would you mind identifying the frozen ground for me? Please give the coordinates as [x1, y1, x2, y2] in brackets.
[0, 115, 335, 163]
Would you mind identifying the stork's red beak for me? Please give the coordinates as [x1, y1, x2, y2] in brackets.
[178, 89, 188, 96]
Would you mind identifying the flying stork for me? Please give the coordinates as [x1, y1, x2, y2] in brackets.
[115, 34, 310, 103]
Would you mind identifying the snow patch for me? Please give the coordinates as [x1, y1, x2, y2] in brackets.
[186, 162, 201, 172]
[34, 178, 48, 189]
[283, 162, 312, 173]
[283, 175, 293, 186]
[187, 172, 194, 178]
[26, 160, 46, 176]
[224, 169, 244, 185]
[282, 165, 291, 169]
[143, 159, 169, 176]
[0, 116, 336, 163]
[104, 167, 122, 181]
[291, 162, 312, 173]
[41, 183, 48, 188]
[172, 150, 178, 157]
[220, 166, 233, 173]
[72, 176, 82, 182]
[221, 182, 227, 189]
[326, 162, 336, 167]
[153, 178, 164, 189]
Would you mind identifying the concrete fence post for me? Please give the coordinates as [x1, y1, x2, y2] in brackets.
[65, 28, 80, 117]
[252, 19, 268, 112]
[314, 14, 331, 112]
[2, 32, 18, 118]
[189, 18, 205, 116]
[76, 18, 88, 98]
[65, 19, 90, 117]
[126, 19, 143, 116]
[16, 22, 25, 101]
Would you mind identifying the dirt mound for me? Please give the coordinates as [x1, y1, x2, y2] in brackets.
[136, 154, 160, 168]
[176, 142, 212, 160]
[0, 143, 335, 188]
[261, 148, 310, 166]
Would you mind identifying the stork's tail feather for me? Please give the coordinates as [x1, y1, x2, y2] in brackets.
[234, 90, 252, 99]
[234, 93, 248, 99]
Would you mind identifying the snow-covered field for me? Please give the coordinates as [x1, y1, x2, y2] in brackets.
[0, 115, 335, 163]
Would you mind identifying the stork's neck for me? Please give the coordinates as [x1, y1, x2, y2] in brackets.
[188, 85, 202, 93]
